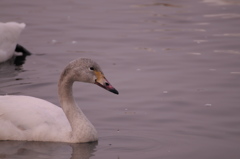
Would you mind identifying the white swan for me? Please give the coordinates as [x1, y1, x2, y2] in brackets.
[0, 58, 118, 143]
[0, 22, 31, 63]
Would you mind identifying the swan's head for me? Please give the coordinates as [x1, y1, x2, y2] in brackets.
[65, 58, 119, 95]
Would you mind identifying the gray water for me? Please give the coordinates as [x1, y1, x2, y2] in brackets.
[1, 0, 240, 158]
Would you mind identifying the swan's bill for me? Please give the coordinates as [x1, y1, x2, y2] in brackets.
[94, 71, 119, 95]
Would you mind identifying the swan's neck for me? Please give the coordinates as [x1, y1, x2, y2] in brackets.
[58, 70, 97, 142]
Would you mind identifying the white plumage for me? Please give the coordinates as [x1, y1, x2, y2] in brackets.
[0, 22, 26, 63]
[0, 95, 71, 142]
[0, 58, 118, 143]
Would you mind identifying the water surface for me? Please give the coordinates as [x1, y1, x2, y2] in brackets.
[1, 0, 240, 158]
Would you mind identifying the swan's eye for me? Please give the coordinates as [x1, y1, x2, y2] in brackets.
[89, 67, 94, 71]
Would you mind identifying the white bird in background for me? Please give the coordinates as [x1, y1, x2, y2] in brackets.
[0, 58, 118, 143]
[0, 22, 31, 63]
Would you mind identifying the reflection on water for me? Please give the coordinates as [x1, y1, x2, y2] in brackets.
[132, 2, 181, 8]
[14, 53, 30, 69]
[0, 45, 31, 72]
[0, 141, 97, 159]
[204, 13, 240, 19]
[14, 44, 32, 67]
[203, 0, 240, 5]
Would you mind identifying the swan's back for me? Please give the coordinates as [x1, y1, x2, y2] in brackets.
[0, 95, 71, 142]
[0, 22, 26, 63]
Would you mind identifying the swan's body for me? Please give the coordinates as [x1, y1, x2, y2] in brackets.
[0, 96, 72, 142]
[0, 22, 31, 63]
[0, 58, 118, 143]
